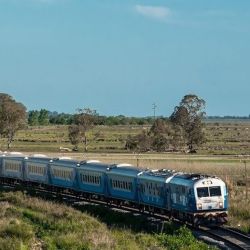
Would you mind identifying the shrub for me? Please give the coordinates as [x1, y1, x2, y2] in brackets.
[157, 226, 215, 250]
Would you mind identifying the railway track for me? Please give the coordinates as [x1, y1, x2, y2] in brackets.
[1, 182, 249, 250]
[193, 226, 250, 250]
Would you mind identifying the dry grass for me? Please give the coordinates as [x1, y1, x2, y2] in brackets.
[1, 121, 250, 154]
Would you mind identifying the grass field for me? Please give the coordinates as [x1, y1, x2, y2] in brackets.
[0, 121, 249, 155]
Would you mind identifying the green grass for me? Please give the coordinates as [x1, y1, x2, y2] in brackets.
[0, 191, 216, 250]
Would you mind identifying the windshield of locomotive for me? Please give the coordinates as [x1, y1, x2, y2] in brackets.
[197, 186, 221, 198]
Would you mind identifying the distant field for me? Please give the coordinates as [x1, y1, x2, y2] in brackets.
[0, 121, 249, 155]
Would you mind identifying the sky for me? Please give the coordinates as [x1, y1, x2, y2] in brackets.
[0, 0, 249, 117]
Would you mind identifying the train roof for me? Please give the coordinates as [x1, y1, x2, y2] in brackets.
[138, 169, 176, 182]
[169, 173, 221, 186]
[106, 164, 142, 177]
[25, 157, 52, 163]
[1, 155, 26, 161]
[78, 161, 109, 172]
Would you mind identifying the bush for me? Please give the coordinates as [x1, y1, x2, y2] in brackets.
[157, 226, 215, 250]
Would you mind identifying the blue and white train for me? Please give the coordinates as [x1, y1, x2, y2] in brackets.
[0, 152, 228, 225]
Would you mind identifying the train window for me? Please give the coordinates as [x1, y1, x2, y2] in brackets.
[197, 187, 209, 198]
[209, 186, 221, 196]
[5, 162, 20, 172]
[53, 168, 72, 180]
[28, 164, 45, 175]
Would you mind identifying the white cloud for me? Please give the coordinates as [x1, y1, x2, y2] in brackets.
[135, 5, 171, 21]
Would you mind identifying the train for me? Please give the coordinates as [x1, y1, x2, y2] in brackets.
[0, 152, 228, 226]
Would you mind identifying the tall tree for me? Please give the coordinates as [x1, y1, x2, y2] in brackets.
[28, 110, 40, 126]
[38, 109, 50, 125]
[68, 124, 81, 151]
[170, 94, 206, 152]
[150, 119, 174, 152]
[0, 93, 27, 149]
[68, 108, 97, 152]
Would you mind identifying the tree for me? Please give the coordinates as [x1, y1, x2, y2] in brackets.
[170, 94, 206, 152]
[0, 93, 27, 149]
[68, 124, 81, 151]
[38, 109, 50, 125]
[28, 110, 39, 126]
[150, 119, 174, 152]
[125, 130, 152, 153]
[68, 108, 98, 152]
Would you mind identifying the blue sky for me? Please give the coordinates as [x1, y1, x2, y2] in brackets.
[0, 0, 249, 116]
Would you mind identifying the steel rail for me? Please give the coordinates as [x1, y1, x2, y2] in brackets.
[198, 226, 250, 250]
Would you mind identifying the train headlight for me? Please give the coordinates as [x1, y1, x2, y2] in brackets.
[219, 202, 223, 208]
[197, 203, 202, 210]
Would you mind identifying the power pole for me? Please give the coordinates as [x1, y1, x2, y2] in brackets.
[152, 103, 157, 120]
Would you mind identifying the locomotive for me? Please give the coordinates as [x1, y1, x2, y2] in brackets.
[0, 152, 228, 226]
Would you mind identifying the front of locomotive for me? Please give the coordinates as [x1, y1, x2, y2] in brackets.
[193, 176, 228, 225]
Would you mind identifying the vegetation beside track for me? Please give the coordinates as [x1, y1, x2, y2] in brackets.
[0, 191, 215, 250]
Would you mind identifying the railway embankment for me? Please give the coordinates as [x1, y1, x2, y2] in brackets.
[0, 190, 216, 250]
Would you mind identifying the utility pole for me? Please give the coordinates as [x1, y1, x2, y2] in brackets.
[152, 103, 157, 120]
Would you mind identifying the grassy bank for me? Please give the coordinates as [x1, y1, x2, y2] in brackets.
[0, 191, 215, 250]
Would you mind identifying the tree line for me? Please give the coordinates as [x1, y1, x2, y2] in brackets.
[28, 110, 156, 126]
[0, 92, 206, 152]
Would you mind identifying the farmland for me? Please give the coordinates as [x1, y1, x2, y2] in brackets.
[1, 120, 249, 155]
